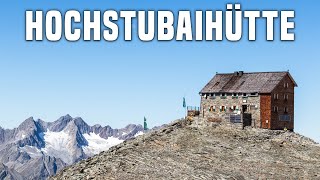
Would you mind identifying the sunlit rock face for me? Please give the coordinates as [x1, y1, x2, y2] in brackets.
[0, 115, 144, 180]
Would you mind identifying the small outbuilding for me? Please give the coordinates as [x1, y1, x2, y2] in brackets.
[199, 71, 297, 131]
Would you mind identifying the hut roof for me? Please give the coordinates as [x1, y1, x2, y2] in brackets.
[200, 71, 297, 94]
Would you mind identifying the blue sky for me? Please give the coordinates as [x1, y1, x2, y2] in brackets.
[0, 0, 319, 142]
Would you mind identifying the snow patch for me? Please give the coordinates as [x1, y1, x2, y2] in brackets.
[134, 131, 144, 137]
[41, 130, 74, 164]
[82, 133, 123, 156]
[20, 145, 42, 158]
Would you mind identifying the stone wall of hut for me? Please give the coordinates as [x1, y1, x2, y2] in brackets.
[199, 94, 261, 127]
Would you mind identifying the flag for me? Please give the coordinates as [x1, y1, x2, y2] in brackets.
[144, 116, 148, 131]
[183, 97, 186, 108]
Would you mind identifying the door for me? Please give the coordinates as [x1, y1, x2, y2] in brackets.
[242, 105, 248, 113]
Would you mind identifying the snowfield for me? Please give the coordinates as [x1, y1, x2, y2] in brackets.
[83, 133, 123, 156]
[41, 130, 74, 164]
[40, 130, 125, 164]
[0, 115, 144, 180]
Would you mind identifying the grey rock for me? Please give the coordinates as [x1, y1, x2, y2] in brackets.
[0, 115, 144, 180]
[0, 163, 24, 180]
[52, 119, 320, 180]
[48, 115, 73, 132]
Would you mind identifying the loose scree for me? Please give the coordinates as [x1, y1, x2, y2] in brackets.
[25, 4, 295, 42]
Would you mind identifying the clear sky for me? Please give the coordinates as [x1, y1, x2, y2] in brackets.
[0, 0, 319, 142]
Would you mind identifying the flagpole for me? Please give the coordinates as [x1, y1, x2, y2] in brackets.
[143, 116, 147, 145]
[183, 97, 187, 119]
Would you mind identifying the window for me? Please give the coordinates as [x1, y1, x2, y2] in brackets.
[284, 107, 289, 113]
[273, 106, 279, 112]
[209, 93, 216, 99]
[284, 82, 289, 88]
[209, 106, 215, 112]
[243, 93, 247, 97]
[250, 92, 258, 97]
[284, 94, 289, 100]
[220, 106, 226, 112]
[279, 115, 291, 121]
[232, 93, 238, 99]
[221, 93, 226, 96]
[230, 106, 238, 111]
[273, 94, 279, 100]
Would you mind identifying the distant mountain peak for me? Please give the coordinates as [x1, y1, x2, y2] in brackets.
[19, 117, 35, 125]
[0, 115, 145, 180]
[49, 115, 73, 132]
[17, 117, 37, 132]
[58, 114, 73, 122]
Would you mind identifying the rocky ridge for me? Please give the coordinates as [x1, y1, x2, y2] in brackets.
[0, 115, 144, 180]
[52, 119, 320, 179]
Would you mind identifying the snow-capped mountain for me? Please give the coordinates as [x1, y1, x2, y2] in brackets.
[0, 115, 144, 180]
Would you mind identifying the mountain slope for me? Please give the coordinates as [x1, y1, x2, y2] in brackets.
[52, 119, 320, 179]
[0, 163, 24, 180]
[0, 115, 144, 179]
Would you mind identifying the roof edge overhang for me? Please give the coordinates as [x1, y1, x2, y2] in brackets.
[287, 72, 298, 87]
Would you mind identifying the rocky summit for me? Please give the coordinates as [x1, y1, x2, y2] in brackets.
[0, 115, 144, 180]
[53, 119, 320, 179]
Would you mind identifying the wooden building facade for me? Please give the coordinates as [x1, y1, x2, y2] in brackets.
[199, 71, 297, 131]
